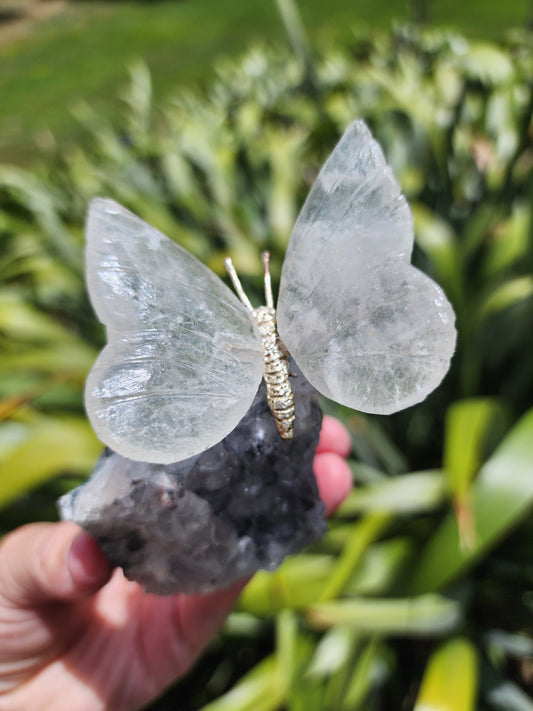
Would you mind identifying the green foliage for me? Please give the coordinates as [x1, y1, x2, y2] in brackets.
[1, 0, 531, 164]
[1, 23, 533, 710]
[414, 637, 478, 711]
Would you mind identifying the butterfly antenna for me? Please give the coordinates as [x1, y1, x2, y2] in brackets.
[262, 252, 274, 310]
[224, 257, 254, 312]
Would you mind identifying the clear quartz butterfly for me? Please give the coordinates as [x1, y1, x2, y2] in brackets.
[85, 120, 456, 464]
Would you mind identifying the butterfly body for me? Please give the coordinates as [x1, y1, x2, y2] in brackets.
[250, 304, 295, 440]
[224, 253, 295, 440]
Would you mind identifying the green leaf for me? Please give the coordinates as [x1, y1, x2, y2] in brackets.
[354, 416, 409, 475]
[485, 630, 533, 660]
[0, 418, 101, 507]
[239, 555, 336, 615]
[340, 638, 387, 710]
[414, 637, 478, 711]
[307, 594, 462, 636]
[0, 167, 82, 272]
[275, 0, 316, 89]
[199, 655, 282, 711]
[309, 632, 365, 710]
[478, 276, 533, 321]
[319, 513, 391, 601]
[443, 399, 505, 499]
[275, 609, 298, 696]
[484, 670, 533, 711]
[349, 461, 388, 485]
[412, 203, 461, 304]
[481, 203, 531, 279]
[458, 42, 515, 84]
[265, 127, 304, 248]
[346, 537, 413, 596]
[0, 293, 79, 342]
[339, 471, 446, 515]
[409, 409, 533, 594]
[320, 406, 408, 474]
[0, 345, 95, 377]
[304, 626, 355, 679]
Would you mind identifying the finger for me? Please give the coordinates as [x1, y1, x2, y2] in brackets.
[314, 452, 353, 515]
[173, 578, 248, 670]
[316, 415, 352, 457]
[0, 522, 111, 607]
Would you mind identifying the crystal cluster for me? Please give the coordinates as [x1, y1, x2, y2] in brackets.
[59, 373, 325, 595]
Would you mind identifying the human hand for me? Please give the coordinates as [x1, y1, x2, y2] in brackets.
[0, 415, 352, 711]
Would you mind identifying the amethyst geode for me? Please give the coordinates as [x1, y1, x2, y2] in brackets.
[59, 374, 325, 594]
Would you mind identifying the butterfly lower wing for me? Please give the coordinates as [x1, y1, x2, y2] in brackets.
[277, 121, 456, 414]
[85, 199, 264, 463]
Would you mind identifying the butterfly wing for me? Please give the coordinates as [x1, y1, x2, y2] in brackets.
[85, 199, 264, 463]
[277, 121, 456, 414]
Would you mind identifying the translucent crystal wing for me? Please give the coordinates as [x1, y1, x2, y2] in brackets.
[85, 199, 264, 463]
[277, 121, 456, 414]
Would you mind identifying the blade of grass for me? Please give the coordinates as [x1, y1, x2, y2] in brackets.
[319, 513, 391, 601]
[341, 637, 387, 710]
[409, 408, 533, 594]
[339, 471, 445, 516]
[414, 637, 478, 711]
[275, 609, 298, 697]
[199, 655, 282, 711]
[307, 594, 462, 636]
[444, 398, 505, 499]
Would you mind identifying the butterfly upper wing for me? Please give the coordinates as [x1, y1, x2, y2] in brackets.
[277, 121, 456, 414]
[85, 199, 264, 463]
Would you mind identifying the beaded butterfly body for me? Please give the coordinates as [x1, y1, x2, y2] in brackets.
[85, 121, 456, 464]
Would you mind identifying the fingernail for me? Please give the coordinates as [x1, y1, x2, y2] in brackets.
[67, 531, 111, 589]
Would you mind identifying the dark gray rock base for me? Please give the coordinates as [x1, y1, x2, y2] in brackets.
[59, 375, 326, 595]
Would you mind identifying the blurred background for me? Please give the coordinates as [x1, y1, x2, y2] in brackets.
[1, 0, 533, 709]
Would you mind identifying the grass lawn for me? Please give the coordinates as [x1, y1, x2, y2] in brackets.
[0, 0, 531, 164]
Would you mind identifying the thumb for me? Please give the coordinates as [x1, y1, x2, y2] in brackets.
[0, 522, 111, 606]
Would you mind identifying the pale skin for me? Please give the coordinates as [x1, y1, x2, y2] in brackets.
[0, 416, 353, 711]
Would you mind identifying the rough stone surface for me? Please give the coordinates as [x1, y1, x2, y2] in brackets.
[59, 372, 325, 595]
